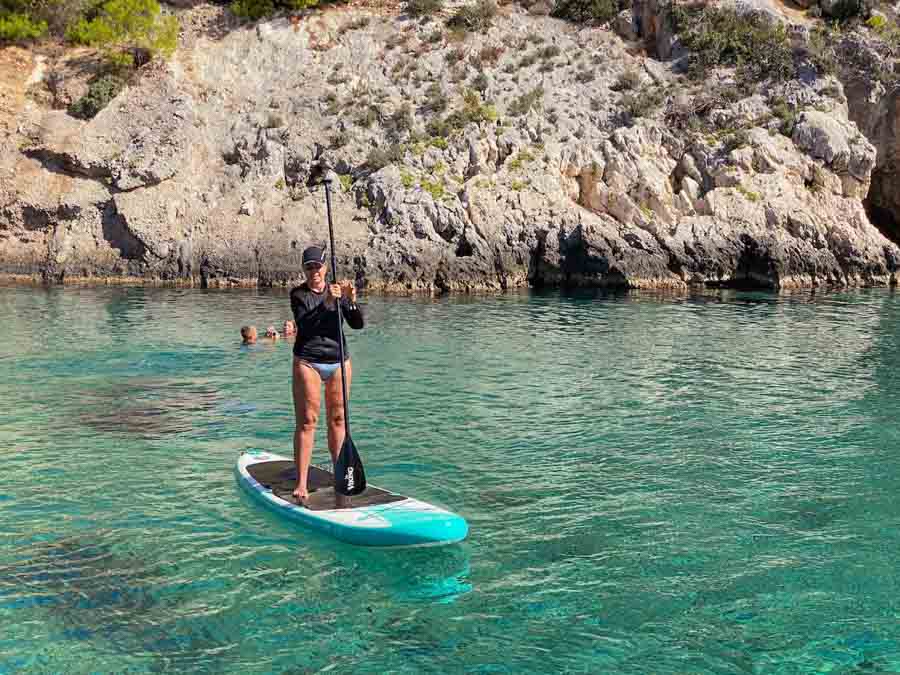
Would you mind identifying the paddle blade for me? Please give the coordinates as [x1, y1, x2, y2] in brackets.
[334, 435, 366, 496]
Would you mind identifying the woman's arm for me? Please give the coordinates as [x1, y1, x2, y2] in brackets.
[340, 282, 364, 329]
[291, 289, 328, 334]
[342, 298, 364, 329]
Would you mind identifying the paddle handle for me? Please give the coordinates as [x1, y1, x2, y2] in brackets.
[323, 174, 351, 435]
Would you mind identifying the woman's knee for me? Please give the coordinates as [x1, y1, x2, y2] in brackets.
[327, 406, 346, 427]
[298, 408, 319, 432]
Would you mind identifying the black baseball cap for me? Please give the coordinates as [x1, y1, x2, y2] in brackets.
[302, 246, 326, 266]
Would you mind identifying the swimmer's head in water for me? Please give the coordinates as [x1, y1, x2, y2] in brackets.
[283, 320, 296, 336]
[241, 325, 257, 344]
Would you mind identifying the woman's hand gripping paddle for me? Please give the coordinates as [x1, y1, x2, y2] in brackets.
[323, 172, 367, 497]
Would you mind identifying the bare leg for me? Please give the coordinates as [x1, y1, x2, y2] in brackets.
[324, 359, 352, 464]
[324, 359, 352, 507]
[292, 358, 321, 504]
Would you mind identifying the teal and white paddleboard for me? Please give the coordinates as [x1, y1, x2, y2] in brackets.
[235, 451, 468, 547]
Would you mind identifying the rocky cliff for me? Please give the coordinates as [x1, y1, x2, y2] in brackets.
[2, 1, 900, 291]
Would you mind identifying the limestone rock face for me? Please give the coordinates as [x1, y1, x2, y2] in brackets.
[632, 0, 681, 59]
[614, 10, 639, 41]
[44, 50, 106, 110]
[0, 6, 897, 291]
[791, 110, 877, 199]
[35, 69, 196, 191]
[842, 46, 900, 242]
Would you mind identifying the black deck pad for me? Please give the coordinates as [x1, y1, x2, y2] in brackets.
[247, 460, 407, 511]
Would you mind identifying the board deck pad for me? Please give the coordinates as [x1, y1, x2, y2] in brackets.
[246, 460, 406, 511]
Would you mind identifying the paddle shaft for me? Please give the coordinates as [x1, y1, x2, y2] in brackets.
[323, 177, 352, 436]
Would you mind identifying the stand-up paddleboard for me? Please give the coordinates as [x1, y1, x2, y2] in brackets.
[235, 450, 468, 547]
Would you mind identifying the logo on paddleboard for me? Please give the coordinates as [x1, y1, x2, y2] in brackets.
[345, 467, 354, 491]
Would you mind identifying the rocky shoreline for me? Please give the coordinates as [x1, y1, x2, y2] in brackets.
[3, 1, 900, 292]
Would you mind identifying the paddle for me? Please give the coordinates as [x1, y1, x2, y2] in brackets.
[323, 172, 367, 497]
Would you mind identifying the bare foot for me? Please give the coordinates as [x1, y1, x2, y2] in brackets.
[292, 485, 309, 506]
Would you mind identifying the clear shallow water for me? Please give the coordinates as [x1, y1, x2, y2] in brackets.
[1, 285, 900, 673]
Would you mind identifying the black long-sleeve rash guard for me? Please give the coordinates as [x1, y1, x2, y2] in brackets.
[290, 282, 365, 363]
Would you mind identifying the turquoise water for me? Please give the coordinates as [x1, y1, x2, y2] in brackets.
[2, 285, 900, 673]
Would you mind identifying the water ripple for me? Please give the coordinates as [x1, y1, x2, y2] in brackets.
[1, 286, 900, 672]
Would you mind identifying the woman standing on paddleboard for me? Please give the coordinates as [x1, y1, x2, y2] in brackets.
[290, 245, 364, 505]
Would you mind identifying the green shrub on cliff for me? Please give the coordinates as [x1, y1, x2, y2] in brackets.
[0, 12, 47, 41]
[672, 5, 794, 82]
[459, 88, 497, 123]
[508, 85, 543, 116]
[621, 86, 665, 119]
[68, 72, 126, 118]
[406, 0, 442, 19]
[420, 177, 445, 199]
[768, 97, 798, 136]
[424, 82, 449, 113]
[66, 0, 177, 68]
[386, 103, 414, 139]
[5, 0, 101, 36]
[806, 24, 843, 76]
[723, 128, 751, 152]
[230, 0, 274, 19]
[866, 13, 886, 29]
[611, 67, 641, 91]
[1, 0, 182, 46]
[365, 144, 405, 170]
[826, 0, 863, 22]
[0, 0, 61, 42]
[447, 0, 496, 32]
[551, 0, 620, 24]
[230, 0, 327, 20]
[424, 89, 496, 138]
[472, 70, 489, 92]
